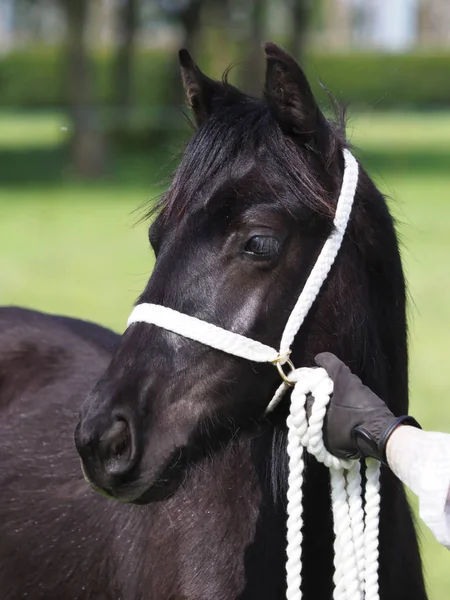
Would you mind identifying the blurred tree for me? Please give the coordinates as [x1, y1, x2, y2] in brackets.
[236, 0, 312, 95]
[157, 0, 204, 54]
[179, 0, 204, 51]
[158, 0, 205, 115]
[286, 0, 311, 60]
[60, 0, 106, 177]
[15, 0, 106, 177]
[233, 0, 266, 97]
[247, 0, 266, 96]
[114, 0, 140, 125]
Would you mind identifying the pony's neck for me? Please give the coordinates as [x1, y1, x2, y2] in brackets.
[240, 403, 335, 599]
[201, 422, 290, 599]
[232, 423, 288, 599]
[142, 408, 334, 600]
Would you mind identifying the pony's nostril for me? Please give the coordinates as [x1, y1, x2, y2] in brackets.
[106, 420, 130, 458]
[98, 417, 135, 475]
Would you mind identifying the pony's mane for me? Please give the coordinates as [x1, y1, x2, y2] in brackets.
[148, 77, 348, 227]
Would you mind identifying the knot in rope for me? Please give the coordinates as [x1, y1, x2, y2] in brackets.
[266, 367, 380, 600]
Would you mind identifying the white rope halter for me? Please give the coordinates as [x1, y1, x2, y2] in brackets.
[127, 149, 380, 600]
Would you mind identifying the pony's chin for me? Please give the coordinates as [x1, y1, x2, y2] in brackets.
[128, 484, 176, 504]
[128, 467, 187, 504]
[80, 458, 180, 504]
[94, 480, 178, 505]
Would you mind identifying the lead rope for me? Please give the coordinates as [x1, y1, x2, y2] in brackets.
[266, 368, 380, 600]
[127, 149, 381, 599]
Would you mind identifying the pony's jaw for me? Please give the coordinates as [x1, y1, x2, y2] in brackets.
[74, 332, 282, 503]
[79, 450, 186, 504]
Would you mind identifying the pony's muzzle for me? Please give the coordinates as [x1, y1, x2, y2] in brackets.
[75, 409, 139, 492]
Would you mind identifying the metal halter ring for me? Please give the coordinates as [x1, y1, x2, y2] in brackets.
[271, 354, 295, 386]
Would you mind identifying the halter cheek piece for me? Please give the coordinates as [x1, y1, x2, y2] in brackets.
[127, 150, 381, 600]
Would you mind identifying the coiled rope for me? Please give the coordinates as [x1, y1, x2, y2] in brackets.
[267, 367, 380, 600]
[127, 149, 381, 599]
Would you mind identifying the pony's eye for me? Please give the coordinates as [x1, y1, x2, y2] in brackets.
[244, 235, 280, 258]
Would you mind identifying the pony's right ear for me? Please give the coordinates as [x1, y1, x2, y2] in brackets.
[179, 49, 226, 127]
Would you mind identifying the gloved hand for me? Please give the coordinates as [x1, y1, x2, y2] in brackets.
[314, 352, 421, 464]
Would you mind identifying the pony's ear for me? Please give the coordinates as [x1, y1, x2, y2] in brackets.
[264, 42, 326, 146]
[179, 49, 227, 127]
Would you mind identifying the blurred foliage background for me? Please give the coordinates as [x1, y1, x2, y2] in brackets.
[0, 0, 450, 597]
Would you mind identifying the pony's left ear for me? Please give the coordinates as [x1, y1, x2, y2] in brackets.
[264, 42, 327, 147]
[179, 49, 228, 127]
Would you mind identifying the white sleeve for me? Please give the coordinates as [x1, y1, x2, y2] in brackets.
[386, 425, 450, 549]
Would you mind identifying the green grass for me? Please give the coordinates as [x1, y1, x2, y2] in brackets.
[0, 111, 69, 148]
[0, 187, 153, 328]
[1, 111, 450, 597]
[349, 111, 450, 151]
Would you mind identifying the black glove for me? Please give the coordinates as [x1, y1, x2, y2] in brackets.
[314, 352, 421, 464]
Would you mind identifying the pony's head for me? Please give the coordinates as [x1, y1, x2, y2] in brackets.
[75, 43, 407, 503]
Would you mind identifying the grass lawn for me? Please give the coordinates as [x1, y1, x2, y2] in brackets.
[1, 111, 450, 598]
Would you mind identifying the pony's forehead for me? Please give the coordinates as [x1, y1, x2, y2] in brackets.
[159, 100, 337, 222]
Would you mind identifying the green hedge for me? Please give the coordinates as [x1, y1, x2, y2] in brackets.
[0, 48, 65, 108]
[0, 47, 172, 110]
[308, 53, 450, 109]
[0, 47, 449, 110]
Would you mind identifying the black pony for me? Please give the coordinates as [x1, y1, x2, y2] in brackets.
[1, 44, 426, 600]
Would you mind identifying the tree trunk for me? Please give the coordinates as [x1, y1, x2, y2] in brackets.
[235, 0, 265, 97]
[166, 0, 204, 126]
[61, 0, 105, 178]
[251, 0, 266, 95]
[114, 0, 139, 126]
[287, 0, 311, 61]
[179, 0, 204, 52]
